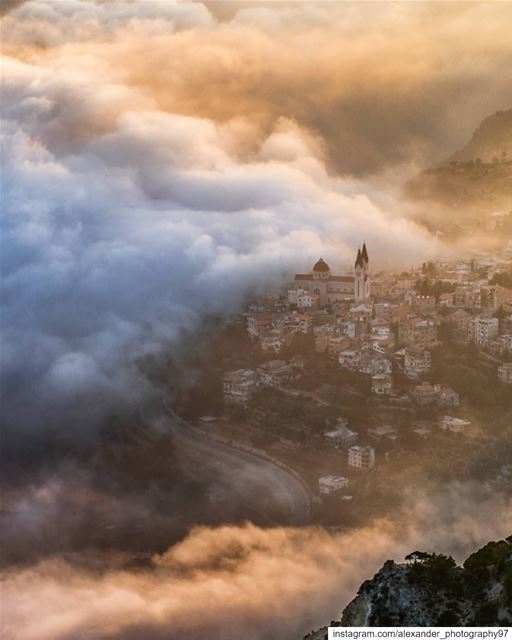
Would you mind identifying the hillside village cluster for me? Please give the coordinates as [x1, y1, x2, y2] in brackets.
[218, 242, 512, 500]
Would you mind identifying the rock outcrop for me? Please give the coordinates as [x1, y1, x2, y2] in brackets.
[305, 537, 512, 638]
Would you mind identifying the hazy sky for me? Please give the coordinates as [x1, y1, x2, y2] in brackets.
[1, 3, 511, 639]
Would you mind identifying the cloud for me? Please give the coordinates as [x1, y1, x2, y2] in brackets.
[1, 6, 509, 637]
[1, 5, 441, 443]
[5, 1, 511, 174]
[2, 483, 512, 640]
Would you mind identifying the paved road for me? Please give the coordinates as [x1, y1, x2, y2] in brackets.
[154, 402, 311, 526]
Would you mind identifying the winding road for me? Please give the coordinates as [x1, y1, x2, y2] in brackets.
[154, 398, 311, 526]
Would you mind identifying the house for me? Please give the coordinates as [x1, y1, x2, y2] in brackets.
[358, 355, 392, 377]
[348, 445, 376, 469]
[398, 317, 437, 348]
[324, 421, 358, 448]
[498, 362, 512, 385]
[318, 475, 349, 495]
[403, 347, 432, 379]
[223, 369, 259, 405]
[410, 382, 459, 407]
[367, 425, 399, 445]
[371, 374, 393, 395]
[439, 416, 471, 434]
[339, 349, 360, 370]
[438, 293, 454, 308]
[434, 384, 459, 407]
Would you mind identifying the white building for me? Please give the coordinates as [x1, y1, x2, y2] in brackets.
[439, 416, 471, 434]
[318, 475, 349, 495]
[324, 422, 358, 448]
[471, 316, 499, 347]
[348, 445, 375, 469]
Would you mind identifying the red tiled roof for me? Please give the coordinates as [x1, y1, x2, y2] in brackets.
[313, 258, 330, 272]
[329, 275, 354, 282]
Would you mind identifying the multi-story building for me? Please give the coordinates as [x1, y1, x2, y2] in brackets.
[318, 475, 349, 495]
[223, 369, 259, 405]
[471, 316, 499, 347]
[348, 445, 376, 469]
[403, 347, 432, 379]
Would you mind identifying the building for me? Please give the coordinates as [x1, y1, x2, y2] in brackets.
[371, 374, 393, 396]
[498, 362, 512, 385]
[318, 475, 350, 495]
[435, 384, 460, 407]
[338, 349, 360, 370]
[403, 347, 432, 379]
[367, 425, 399, 445]
[348, 445, 376, 469]
[439, 416, 471, 434]
[398, 317, 437, 348]
[471, 316, 499, 347]
[410, 382, 459, 407]
[223, 369, 259, 405]
[292, 244, 370, 306]
[324, 421, 358, 448]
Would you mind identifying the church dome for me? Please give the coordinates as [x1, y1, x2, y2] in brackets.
[313, 258, 330, 273]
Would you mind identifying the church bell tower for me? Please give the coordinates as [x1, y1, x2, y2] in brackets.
[354, 243, 370, 302]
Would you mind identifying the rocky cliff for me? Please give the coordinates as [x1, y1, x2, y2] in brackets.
[305, 537, 512, 638]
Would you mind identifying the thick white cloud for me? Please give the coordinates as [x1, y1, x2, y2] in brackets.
[1, 17, 438, 438]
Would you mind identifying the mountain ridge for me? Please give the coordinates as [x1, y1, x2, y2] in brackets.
[404, 109, 512, 220]
[304, 536, 512, 638]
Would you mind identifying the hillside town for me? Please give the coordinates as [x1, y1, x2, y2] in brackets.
[183, 241, 512, 526]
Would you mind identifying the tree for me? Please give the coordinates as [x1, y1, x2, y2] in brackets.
[405, 551, 432, 563]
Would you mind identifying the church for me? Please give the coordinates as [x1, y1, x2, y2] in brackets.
[293, 244, 370, 306]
